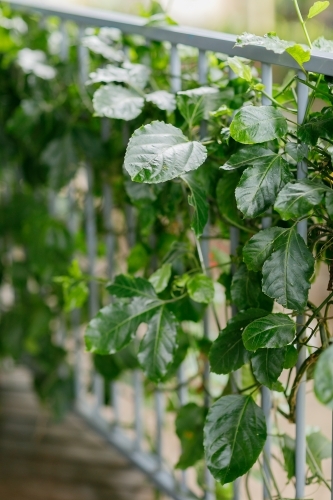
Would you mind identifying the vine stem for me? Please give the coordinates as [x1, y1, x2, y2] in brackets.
[293, 0, 313, 48]
[296, 291, 333, 341]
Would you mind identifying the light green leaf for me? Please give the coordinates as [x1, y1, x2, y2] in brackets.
[262, 227, 315, 310]
[243, 313, 296, 350]
[93, 83, 144, 120]
[222, 146, 274, 170]
[54, 260, 89, 312]
[227, 56, 252, 82]
[182, 172, 209, 237]
[124, 121, 207, 183]
[235, 154, 293, 218]
[286, 44, 311, 69]
[236, 32, 294, 54]
[145, 90, 176, 112]
[177, 86, 233, 126]
[149, 263, 172, 293]
[251, 348, 285, 390]
[243, 227, 285, 272]
[187, 274, 214, 304]
[87, 62, 150, 88]
[82, 35, 124, 62]
[85, 297, 162, 354]
[138, 306, 178, 382]
[306, 431, 331, 474]
[209, 309, 268, 374]
[175, 403, 207, 469]
[314, 344, 333, 409]
[308, 1, 330, 19]
[230, 106, 288, 144]
[107, 274, 157, 299]
[204, 395, 267, 484]
[274, 179, 326, 220]
[313, 36, 333, 52]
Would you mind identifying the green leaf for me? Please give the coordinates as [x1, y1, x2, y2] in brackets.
[187, 274, 214, 304]
[124, 121, 207, 184]
[204, 395, 267, 484]
[308, 1, 330, 19]
[283, 345, 299, 368]
[138, 306, 178, 382]
[313, 36, 333, 52]
[282, 434, 296, 480]
[242, 313, 296, 350]
[243, 227, 284, 272]
[175, 403, 207, 469]
[54, 260, 88, 312]
[262, 227, 315, 310]
[235, 154, 293, 218]
[298, 107, 333, 146]
[216, 173, 245, 228]
[286, 44, 311, 69]
[149, 263, 172, 293]
[145, 90, 176, 112]
[177, 86, 233, 126]
[274, 180, 326, 220]
[41, 134, 78, 189]
[285, 143, 308, 162]
[314, 344, 333, 409]
[88, 62, 150, 88]
[222, 146, 274, 170]
[82, 34, 124, 62]
[85, 297, 162, 354]
[230, 106, 288, 144]
[182, 172, 209, 237]
[326, 190, 333, 218]
[227, 56, 252, 83]
[209, 309, 269, 374]
[107, 274, 157, 299]
[236, 32, 294, 54]
[127, 243, 149, 273]
[93, 83, 144, 120]
[125, 180, 157, 204]
[231, 264, 262, 310]
[251, 348, 285, 390]
[306, 431, 331, 474]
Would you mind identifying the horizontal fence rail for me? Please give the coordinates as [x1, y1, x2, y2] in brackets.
[4, 2, 333, 500]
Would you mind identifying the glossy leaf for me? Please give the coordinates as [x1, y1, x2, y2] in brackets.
[230, 106, 288, 144]
[308, 1, 330, 19]
[222, 146, 274, 170]
[236, 32, 294, 54]
[145, 90, 176, 112]
[243, 227, 284, 272]
[235, 154, 292, 217]
[216, 173, 244, 228]
[149, 263, 172, 293]
[85, 297, 162, 354]
[204, 395, 267, 484]
[177, 86, 232, 126]
[187, 274, 214, 304]
[93, 84, 144, 120]
[231, 264, 262, 310]
[209, 309, 269, 374]
[175, 403, 207, 469]
[283, 345, 299, 368]
[87, 63, 150, 88]
[107, 274, 157, 299]
[313, 36, 333, 52]
[274, 180, 326, 220]
[285, 142, 307, 162]
[182, 172, 209, 237]
[314, 344, 333, 409]
[262, 228, 315, 310]
[243, 313, 296, 350]
[298, 107, 333, 146]
[124, 121, 207, 183]
[138, 306, 178, 382]
[251, 348, 285, 390]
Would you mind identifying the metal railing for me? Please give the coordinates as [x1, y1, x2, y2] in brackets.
[5, 2, 333, 500]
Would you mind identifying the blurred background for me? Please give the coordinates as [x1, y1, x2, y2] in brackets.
[52, 0, 333, 41]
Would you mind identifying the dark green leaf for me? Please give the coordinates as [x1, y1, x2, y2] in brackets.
[41, 134, 78, 190]
[138, 306, 178, 382]
[124, 121, 207, 183]
[187, 274, 214, 304]
[177, 87, 233, 126]
[285, 142, 307, 162]
[314, 344, 333, 409]
[325, 190, 333, 218]
[216, 173, 245, 228]
[242, 313, 296, 350]
[231, 264, 262, 310]
[182, 172, 209, 237]
[93, 84, 144, 120]
[204, 395, 267, 484]
[149, 263, 172, 293]
[222, 146, 274, 170]
[209, 309, 269, 374]
[230, 106, 288, 144]
[282, 434, 295, 480]
[262, 227, 314, 310]
[107, 274, 157, 299]
[175, 403, 207, 469]
[274, 180, 326, 220]
[235, 154, 292, 218]
[283, 345, 299, 368]
[85, 297, 162, 354]
[243, 227, 284, 272]
[127, 243, 149, 273]
[251, 348, 285, 390]
[298, 107, 333, 146]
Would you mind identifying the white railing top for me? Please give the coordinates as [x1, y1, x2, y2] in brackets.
[7, 0, 333, 76]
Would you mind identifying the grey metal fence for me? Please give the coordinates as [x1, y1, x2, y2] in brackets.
[5, 1, 333, 500]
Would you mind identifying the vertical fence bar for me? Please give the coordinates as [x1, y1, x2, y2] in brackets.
[155, 388, 164, 468]
[60, 20, 69, 62]
[261, 62, 273, 500]
[295, 71, 309, 500]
